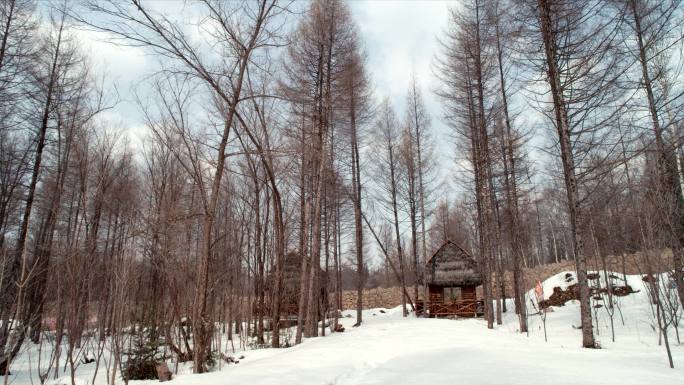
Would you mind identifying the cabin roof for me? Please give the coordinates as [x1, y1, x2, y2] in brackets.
[426, 240, 482, 287]
[268, 251, 326, 293]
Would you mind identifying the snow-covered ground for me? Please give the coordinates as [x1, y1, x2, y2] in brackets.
[8, 272, 683, 385]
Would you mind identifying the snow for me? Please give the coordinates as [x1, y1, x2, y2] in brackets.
[7, 272, 683, 385]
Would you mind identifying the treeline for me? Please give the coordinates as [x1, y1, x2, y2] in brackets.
[0, 0, 682, 381]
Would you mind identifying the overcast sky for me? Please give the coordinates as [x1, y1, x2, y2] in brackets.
[350, 1, 450, 111]
[351, 1, 455, 186]
[72, 1, 460, 187]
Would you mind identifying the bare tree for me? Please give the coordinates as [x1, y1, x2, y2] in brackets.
[622, 0, 684, 308]
[374, 98, 409, 316]
[436, 0, 498, 328]
[490, 0, 528, 333]
[79, 0, 283, 370]
[403, 76, 436, 309]
[519, 0, 628, 348]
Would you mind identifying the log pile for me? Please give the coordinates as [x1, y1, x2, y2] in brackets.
[539, 283, 638, 309]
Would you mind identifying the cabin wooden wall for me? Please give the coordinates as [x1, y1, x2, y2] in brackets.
[461, 285, 476, 301]
[428, 285, 444, 302]
[427, 285, 479, 304]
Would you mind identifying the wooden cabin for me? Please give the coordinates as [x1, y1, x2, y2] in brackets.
[418, 240, 484, 318]
[262, 251, 328, 327]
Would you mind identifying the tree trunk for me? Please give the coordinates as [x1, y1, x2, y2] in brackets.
[389, 136, 408, 317]
[350, 84, 364, 326]
[537, 0, 595, 348]
[630, 0, 684, 309]
[493, 6, 527, 332]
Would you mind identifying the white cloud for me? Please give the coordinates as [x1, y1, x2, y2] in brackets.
[351, 1, 450, 109]
[350, 1, 456, 190]
[71, 28, 149, 89]
[64, 1, 461, 185]
[70, 26, 150, 135]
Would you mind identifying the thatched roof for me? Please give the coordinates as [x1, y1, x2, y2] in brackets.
[268, 251, 326, 295]
[426, 240, 482, 287]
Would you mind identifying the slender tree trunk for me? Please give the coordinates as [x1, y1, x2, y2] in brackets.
[537, 0, 595, 348]
[472, 1, 495, 328]
[493, 7, 527, 332]
[0, 0, 15, 76]
[410, 81, 429, 312]
[389, 138, 408, 317]
[305, 36, 329, 337]
[193, 52, 247, 374]
[1, 17, 64, 374]
[630, 0, 684, 309]
[295, 106, 309, 344]
[350, 86, 364, 326]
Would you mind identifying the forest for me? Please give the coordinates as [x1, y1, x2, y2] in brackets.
[0, 0, 683, 382]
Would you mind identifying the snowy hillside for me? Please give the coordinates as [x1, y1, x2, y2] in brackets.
[8, 272, 682, 385]
[520, 271, 681, 349]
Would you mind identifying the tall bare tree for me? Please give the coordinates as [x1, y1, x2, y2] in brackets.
[622, 0, 684, 308]
[520, 0, 628, 347]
